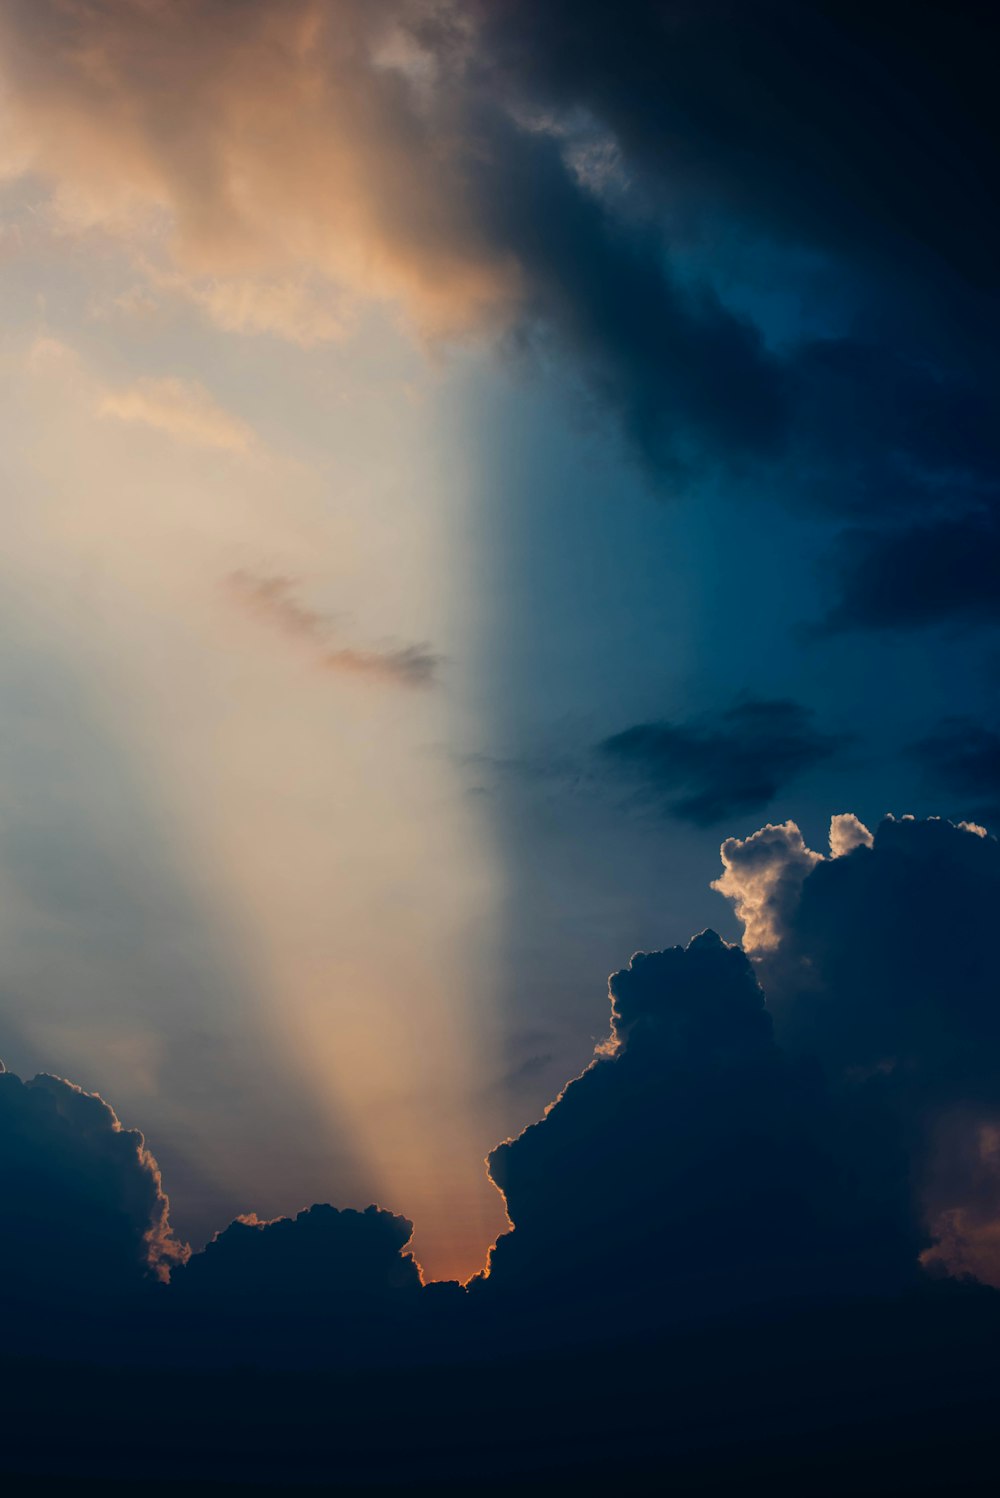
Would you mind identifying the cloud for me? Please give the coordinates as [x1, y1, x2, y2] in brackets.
[3, 0, 998, 586]
[473, 3, 1000, 614]
[5, 810, 1000, 1380]
[0, 0, 783, 481]
[170, 1202, 423, 1364]
[711, 819, 825, 951]
[715, 813, 1000, 1287]
[829, 811, 874, 859]
[227, 570, 440, 687]
[599, 700, 841, 827]
[0, 0, 523, 339]
[479, 929, 918, 1332]
[0, 1064, 186, 1333]
[99, 376, 253, 451]
[821, 513, 1000, 632]
[179, 1202, 420, 1300]
[912, 720, 1000, 829]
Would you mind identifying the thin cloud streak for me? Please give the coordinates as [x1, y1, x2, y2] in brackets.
[227, 571, 440, 688]
[99, 376, 254, 452]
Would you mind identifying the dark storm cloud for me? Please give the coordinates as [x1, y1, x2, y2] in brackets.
[912, 720, 1000, 826]
[0, 1065, 186, 1337]
[473, 0, 1000, 307]
[471, 0, 1000, 624]
[477, 139, 786, 474]
[598, 699, 841, 824]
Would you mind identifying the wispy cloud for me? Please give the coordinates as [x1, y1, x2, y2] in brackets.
[227, 571, 439, 688]
[599, 699, 842, 826]
[100, 377, 253, 452]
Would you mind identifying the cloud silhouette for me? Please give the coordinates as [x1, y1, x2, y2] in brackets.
[0, 1065, 186, 1338]
[599, 700, 840, 825]
[169, 1202, 424, 1365]
[178, 1202, 420, 1301]
[716, 813, 1000, 1287]
[479, 929, 917, 1336]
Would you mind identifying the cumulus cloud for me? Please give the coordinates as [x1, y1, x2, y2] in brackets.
[479, 929, 917, 1334]
[829, 812, 874, 858]
[178, 1202, 420, 1300]
[715, 813, 1000, 1287]
[711, 820, 823, 952]
[166, 1202, 427, 1367]
[99, 376, 254, 451]
[228, 570, 440, 687]
[599, 699, 840, 826]
[6, 810, 1000, 1373]
[0, 1065, 186, 1322]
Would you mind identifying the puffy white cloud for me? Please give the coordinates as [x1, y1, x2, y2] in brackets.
[711, 820, 821, 952]
[829, 811, 873, 858]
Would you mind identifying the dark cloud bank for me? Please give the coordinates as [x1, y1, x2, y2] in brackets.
[5, 814, 1000, 1491]
[466, 0, 1000, 634]
[3, 0, 999, 636]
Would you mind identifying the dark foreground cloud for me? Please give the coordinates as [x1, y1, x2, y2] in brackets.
[598, 699, 840, 824]
[168, 1202, 425, 1366]
[716, 814, 1000, 1285]
[0, 1065, 186, 1337]
[479, 929, 917, 1334]
[4, 812, 1000, 1483]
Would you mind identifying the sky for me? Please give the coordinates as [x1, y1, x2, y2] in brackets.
[0, 0, 998, 1294]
